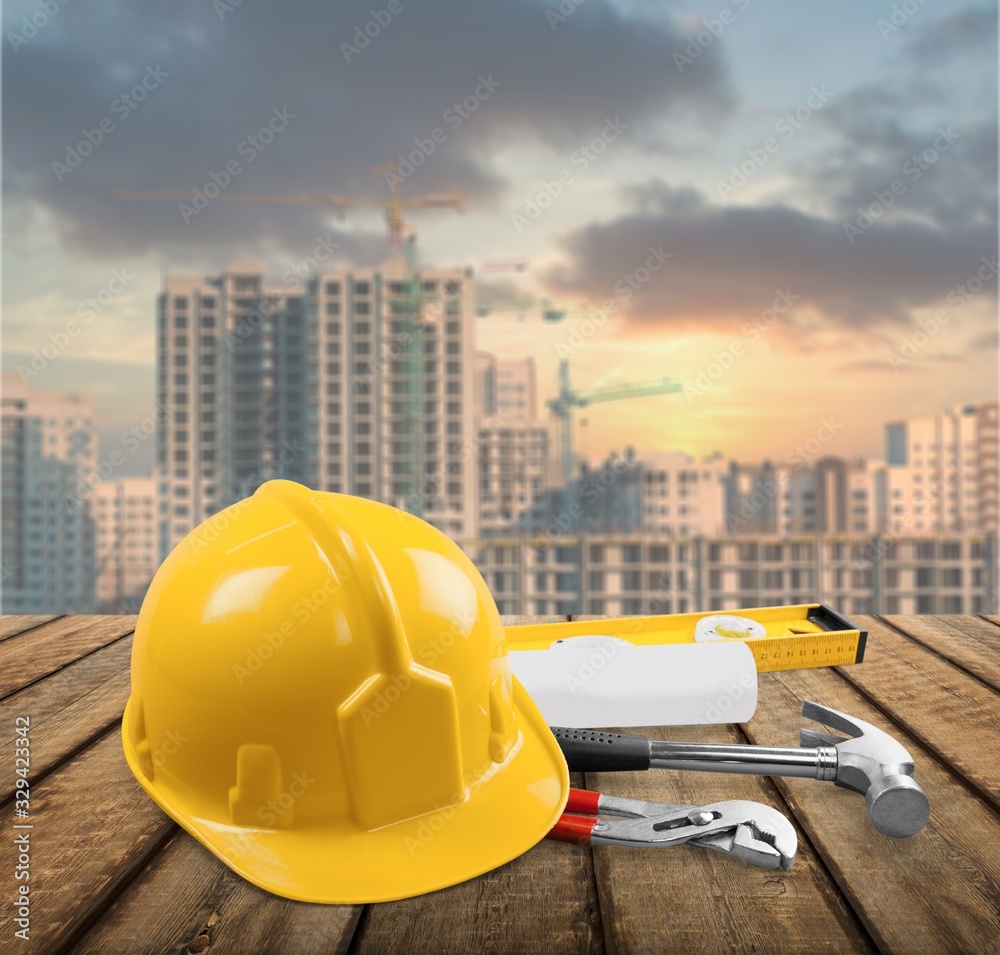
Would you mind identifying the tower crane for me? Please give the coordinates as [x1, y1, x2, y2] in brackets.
[115, 169, 464, 518]
[547, 359, 682, 516]
[114, 174, 464, 250]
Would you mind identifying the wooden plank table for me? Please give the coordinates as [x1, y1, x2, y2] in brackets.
[0, 614, 997, 954]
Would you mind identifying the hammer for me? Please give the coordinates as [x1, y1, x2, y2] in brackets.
[552, 700, 931, 838]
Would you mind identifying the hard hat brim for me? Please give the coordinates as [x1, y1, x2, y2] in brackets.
[122, 674, 569, 904]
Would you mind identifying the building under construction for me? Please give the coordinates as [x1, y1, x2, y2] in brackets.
[155, 257, 479, 560]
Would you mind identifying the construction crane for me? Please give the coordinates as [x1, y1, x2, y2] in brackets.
[474, 289, 615, 324]
[114, 173, 463, 250]
[547, 359, 682, 517]
[115, 168, 464, 517]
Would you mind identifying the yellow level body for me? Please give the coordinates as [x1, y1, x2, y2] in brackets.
[506, 603, 866, 674]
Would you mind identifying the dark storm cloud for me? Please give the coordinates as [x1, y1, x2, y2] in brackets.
[902, 5, 998, 63]
[3, 0, 731, 262]
[542, 182, 997, 330]
[791, 6, 997, 231]
[795, 91, 997, 232]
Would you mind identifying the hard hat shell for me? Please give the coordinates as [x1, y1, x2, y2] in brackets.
[122, 480, 568, 903]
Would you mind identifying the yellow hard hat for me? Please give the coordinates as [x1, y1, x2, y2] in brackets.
[122, 480, 568, 903]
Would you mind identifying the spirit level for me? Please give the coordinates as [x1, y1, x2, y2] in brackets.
[506, 603, 867, 675]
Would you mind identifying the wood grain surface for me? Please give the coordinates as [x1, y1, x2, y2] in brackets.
[0, 614, 997, 955]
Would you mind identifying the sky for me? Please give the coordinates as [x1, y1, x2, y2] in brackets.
[3, 0, 997, 476]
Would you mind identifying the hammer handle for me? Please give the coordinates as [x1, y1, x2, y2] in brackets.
[552, 728, 839, 780]
[648, 741, 837, 780]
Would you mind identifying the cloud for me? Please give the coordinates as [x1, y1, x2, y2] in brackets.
[541, 181, 997, 332]
[3, 0, 732, 262]
[902, 5, 998, 64]
[971, 327, 1000, 350]
[790, 6, 997, 231]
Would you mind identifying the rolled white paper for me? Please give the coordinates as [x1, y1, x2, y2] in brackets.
[510, 636, 757, 727]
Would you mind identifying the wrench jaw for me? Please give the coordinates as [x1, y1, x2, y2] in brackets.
[589, 799, 798, 870]
[714, 803, 798, 871]
[692, 823, 796, 871]
[662, 801, 798, 871]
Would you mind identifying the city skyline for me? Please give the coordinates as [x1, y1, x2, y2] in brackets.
[4, 1, 997, 475]
[4, 366, 996, 615]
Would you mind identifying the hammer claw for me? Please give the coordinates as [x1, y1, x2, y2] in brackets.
[801, 699, 866, 739]
[799, 728, 847, 748]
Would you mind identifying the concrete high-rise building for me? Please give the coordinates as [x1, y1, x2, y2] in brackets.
[471, 532, 997, 617]
[475, 354, 549, 535]
[157, 270, 222, 558]
[157, 260, 313, 559]
[632, 451, 727, 537]
[157, 258, 478, 554]
[309, 259, 478, 540]
[1, 374, 97, 612]
[93, 476, 158, 612]
[806, 457, 884, 535]
[726, 457, 885, 536]
[884, 399, 999, 534]
[554, 449, 727, 538]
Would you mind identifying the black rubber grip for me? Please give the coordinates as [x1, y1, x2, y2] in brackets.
[550, 727, 651, 772]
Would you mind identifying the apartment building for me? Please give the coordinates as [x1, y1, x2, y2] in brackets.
[309, 258, 478, 540]
[725, 457, 885, 536]
[475, 354, 550, 535]
[632, 451, 727, 537]
[157, 261, 314, 559]
[92, 476, 157, 612]
[157, 269, 222, 558]
[470, 533, 997, 617]
[1, 374, 97, 612]
[157, 257, 478, 554]
[548, 449, 727, 537]
[884, 399, 999, 534]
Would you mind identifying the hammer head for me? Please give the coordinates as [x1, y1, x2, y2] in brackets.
[798, 700, 930, 838]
